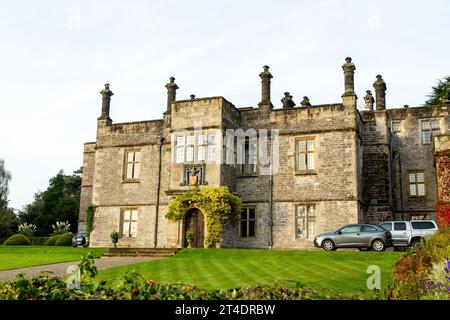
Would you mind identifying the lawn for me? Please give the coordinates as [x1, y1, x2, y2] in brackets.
[0, 246, 106, 271]
[98, 249, 402, 296]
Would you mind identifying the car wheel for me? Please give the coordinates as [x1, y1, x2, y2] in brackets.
[322, 239, 335, 251]
[411, 239, 422, 247]
[371, 240, 385, 252]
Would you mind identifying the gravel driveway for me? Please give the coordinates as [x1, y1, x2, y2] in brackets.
[0, 257, 159, 282]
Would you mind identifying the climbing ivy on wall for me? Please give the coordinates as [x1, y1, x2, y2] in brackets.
[86, 205, 96, 234]
[436, 155, 450, 226]
[165, 186, 242, 248]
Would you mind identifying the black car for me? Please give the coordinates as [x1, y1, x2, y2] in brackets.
[72, 232, 89, 247]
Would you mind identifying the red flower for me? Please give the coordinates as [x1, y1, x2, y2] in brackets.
[148, 279, 156, 286]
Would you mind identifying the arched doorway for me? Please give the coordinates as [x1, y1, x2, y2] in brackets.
[184, 209, 205, 248]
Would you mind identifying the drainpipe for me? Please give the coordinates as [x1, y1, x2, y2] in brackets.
[153, 137, 164, 248]
[397, 152, 405, 220]
[268, 139, 274, 250]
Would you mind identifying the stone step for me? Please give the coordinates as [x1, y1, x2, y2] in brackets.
[102, 247, 180, 258]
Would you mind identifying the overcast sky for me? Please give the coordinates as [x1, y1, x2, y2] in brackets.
[1, 0, 449, 210]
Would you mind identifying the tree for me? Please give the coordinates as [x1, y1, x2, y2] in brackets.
[425, 76, 450, 105]
[0, 160, 18, 238]
[0, 159, 11, 209]
[18, 169, 81, 236]
[0, 207, 18, 238]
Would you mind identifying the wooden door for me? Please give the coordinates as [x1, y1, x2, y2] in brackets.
[185, 209, 205, 248]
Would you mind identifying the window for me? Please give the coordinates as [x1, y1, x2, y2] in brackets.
[125, 150, 141, 180]
[240, 208, 255, 237]
[411, 221, 436, 230]
[122, 209, 138, 237]
[394, 222, 407, 231]
[361, 225, 378, 232]
[175, 133, 216, 163]
[296, 204, 316, 239]
[408, 172, 425, 196]
[421, 119, 440, 144]
[340, 225, 361, 233]
[241, 138, 257, 175]
[296, 138, 316, 172]
[391, 121, 401, 133]
[380, 223, 392, 231]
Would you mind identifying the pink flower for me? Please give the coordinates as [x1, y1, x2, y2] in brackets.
[148, 279, 156, 286]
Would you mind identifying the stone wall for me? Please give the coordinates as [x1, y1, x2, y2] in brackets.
[78, 142, 95, 230]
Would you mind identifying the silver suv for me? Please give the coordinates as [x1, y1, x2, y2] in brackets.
[379, 220, 438, 247]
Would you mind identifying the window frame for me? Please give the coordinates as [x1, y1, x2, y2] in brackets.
[239, 207, 256, 238]
[295, 203, 316, 239]
[123, 149, 141, 181]
[239, 137, 258, 176]
[174, 132, 216, 164]
[407, 170, 426, 197]
[295, 137, 317, 174]
[121, 209, 138, 238]
[391, 121, 401, 134]
[420, 118, 440, 145]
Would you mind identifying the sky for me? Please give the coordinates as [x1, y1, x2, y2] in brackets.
[0, 0, 449, 210]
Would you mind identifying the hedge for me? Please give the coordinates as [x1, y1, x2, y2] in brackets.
[29, 237, 50, 245]
[44, 235, 62, 246]
[3, 234, 31, 245]
[55, 232, 73, 246]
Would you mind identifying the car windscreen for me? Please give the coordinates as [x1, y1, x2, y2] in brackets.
[411, 221, 436, 230]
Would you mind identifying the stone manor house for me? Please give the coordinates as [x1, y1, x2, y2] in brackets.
[78, 57, 450, 249]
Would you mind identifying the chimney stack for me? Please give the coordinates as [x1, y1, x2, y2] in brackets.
[258, 65, 273, 110]
[99, 83, 113, 121]
[342, 57, 356, 96]
[165, 77, 179, 112]
[364, 90, 375, 111]
[373, 75, 387, 110]
[300, 96, 311, 107]
[281, 92, 295, 108]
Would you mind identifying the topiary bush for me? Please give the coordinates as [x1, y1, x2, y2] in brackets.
[3, 234, 31, 246]
[55, 232, 73, 246]
[44, 235, 62, 246]
[29, 237, 49, 245]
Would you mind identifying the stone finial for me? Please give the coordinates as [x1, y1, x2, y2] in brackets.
[300, 96, 311, 107]
[342, 57, 356, 96]
[373, 74, 387, 111]
[258, 65, 273, 110]
[99, 83, 113, 120]
[364, 90, 375, 111]
[190, 94, 196, 100]
[165, 77, 179, 112]
[281, 92, 295, 108]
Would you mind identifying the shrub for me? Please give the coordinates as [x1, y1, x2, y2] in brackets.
[44, 234, 62, 246]
[55, 232, 73, 246]
[386, 226, 450, 299]
[0, 269, 352, 300]
[165, 186, 242, 247]
[17, 223, 37, 238]
[29, 237, 49, 245]
[51, 221, 71, 235]
[3, 234, 31, 245]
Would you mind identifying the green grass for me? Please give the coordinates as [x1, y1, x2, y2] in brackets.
[0, 246, 106, 271]
[98, 249, 402, 296]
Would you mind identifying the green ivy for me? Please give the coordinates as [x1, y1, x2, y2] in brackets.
[86, 205, 96, 234]
[165, 186, 242, 248]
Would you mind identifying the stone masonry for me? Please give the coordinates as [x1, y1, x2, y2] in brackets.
[79, 58, 450, 249]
